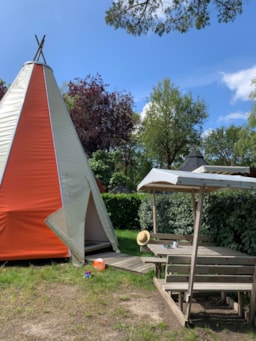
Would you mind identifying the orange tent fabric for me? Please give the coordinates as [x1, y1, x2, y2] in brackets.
[0, 64, 69, 260]
[0, 60, 119, 264]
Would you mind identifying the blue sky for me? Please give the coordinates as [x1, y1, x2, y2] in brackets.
[1, 0, 256, 135]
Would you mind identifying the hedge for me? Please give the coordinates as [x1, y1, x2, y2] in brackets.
[102, 190, 256, 255]
[102, 193, 145, 230]
[138, 191, 256, 256]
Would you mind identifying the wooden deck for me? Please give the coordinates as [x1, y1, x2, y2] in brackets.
[85, 251, 155, 274]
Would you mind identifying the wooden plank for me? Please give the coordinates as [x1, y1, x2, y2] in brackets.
[249, 263, 256, 324]
[147, 244, 249, 257]
[85, 252, 155, 274]
[151, 243, 256, 325]
[163, 282, 253, 292]
[151, 233, 192, 240]
[141, 256, 167, 264]
[141, 256, 167, 278]
[167, 255, 256, 265]
[166, 274, 253, 283]
[167, 264, 255, 275]
[150, 233, 213, 243]
[153, 277, 187, 326]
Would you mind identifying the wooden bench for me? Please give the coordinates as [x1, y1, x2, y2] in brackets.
[140, 233, 214, 278]
[141, 256, 167, 278]
[140, 233, 214, 252]
[150, 233, 214, 246]
[154, 255, 256, 326]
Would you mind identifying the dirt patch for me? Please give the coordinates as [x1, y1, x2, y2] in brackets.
[0, 282, 255, 340]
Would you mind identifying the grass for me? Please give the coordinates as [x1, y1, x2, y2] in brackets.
[0, 229, 256, 340]
[115, 229, 142, 256]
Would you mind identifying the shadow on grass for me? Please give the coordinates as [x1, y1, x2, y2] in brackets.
[0, 258, 70, 268]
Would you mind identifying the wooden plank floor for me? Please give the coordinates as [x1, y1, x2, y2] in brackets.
[85, 251, 154, 274]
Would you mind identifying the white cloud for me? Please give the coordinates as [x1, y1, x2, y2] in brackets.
[218, 111, 250, 123]
[201, 128, 213, 138]
[180, 71, 220, 89]
[221, 66, 256, 102]
[140, 102, 152, 121]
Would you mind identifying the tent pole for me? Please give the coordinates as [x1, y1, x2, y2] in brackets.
[185, 186, 205, 323]
[153, 188, 157, 233]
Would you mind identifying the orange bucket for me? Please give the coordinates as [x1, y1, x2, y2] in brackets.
[93, 258, 106, 271]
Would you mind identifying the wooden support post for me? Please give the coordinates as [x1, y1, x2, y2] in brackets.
[184, 187, 205, 322]
[249, 263, 256, 325]
[153, 188, 157, 233]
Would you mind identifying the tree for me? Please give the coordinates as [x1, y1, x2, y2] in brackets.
[66, 74, 134, 157]
[88, 113, 153, 191]
[105, 0, 243, 36]
[141, 78, 208, 169]
[202, 125, 243, 165]
[235, 127, 256, 166]
[0, 79, 7, 100]
[89, 150, 118, 189]
[235, 79, 256, 166]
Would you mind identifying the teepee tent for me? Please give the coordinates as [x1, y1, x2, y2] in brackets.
[0, 49, 119, 265]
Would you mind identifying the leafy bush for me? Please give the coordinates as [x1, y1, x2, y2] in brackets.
[108, 171, 134, 191]
[138, 194, 171, 232]
[138, 193, 194, 233]
[103, 190, 256, 255]
[202, 191, 256, 255]
[138, 190, 256, 255]
[102, 193, 144, 230]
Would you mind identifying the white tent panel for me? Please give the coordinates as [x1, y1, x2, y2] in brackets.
[0, 63, 33, 184]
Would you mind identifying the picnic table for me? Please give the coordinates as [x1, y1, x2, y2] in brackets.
[146, 243, 256, 326]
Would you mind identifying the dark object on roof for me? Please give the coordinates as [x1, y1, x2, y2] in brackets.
[179, 150, 208, 172]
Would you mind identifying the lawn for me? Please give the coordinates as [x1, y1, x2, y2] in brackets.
[0, 229, 255, 340]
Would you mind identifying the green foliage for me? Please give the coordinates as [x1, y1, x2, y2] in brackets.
[105, 0, 243, 36]
[89, 149, 149, 192]
[202, 191, 256, 255]
[141, 78, 208, 168]
[137, 190, 256, 255]
[89, 150, 118, 189]
[138, 193, 194, 234]
[235, 127, 256, 166]
[202, 125, 244, 165]
[115, 229, 142, 256]
[109, 171, 133, 191]
[102, 193, 145, 230]
[0, 79, 7, 100]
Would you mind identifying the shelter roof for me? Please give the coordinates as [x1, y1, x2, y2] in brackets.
[137, 168, 256, 193]
[193, 165, 256, 177]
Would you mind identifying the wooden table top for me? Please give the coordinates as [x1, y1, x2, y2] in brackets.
[147, 243, 249, 257]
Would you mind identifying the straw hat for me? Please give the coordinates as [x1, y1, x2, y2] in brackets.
[136, 230, 150, 246]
